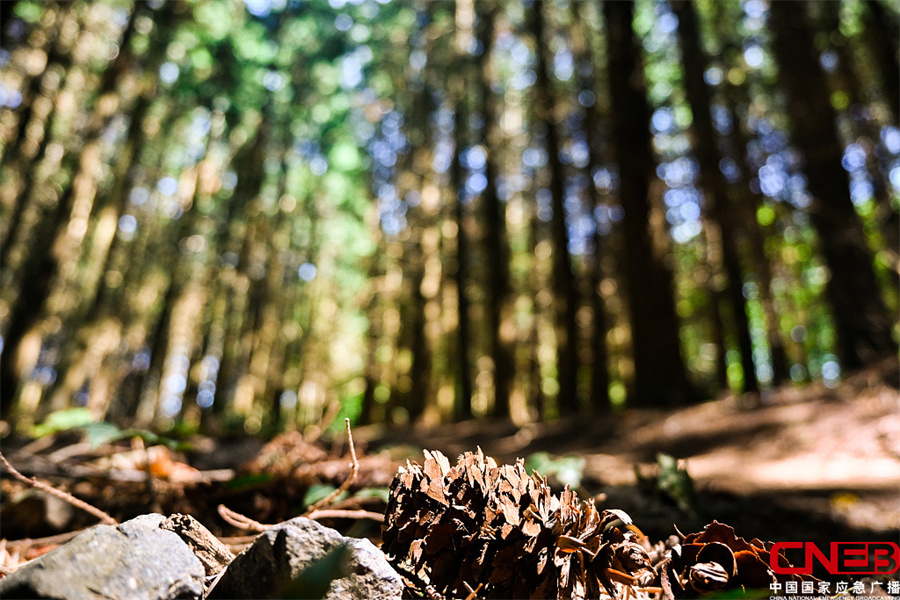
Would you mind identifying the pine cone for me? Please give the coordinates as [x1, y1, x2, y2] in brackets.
[382, 447, 654, 599]
[658, 521, 821, 599]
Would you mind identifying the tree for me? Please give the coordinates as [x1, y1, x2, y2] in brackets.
[571, 0, 610, 412]
[603, 0, 695, 406]
[476, 4, 516, 419]
[768, 1, 897, 371]
[531, 0, 580, 414]
[672, 0, 759, 395]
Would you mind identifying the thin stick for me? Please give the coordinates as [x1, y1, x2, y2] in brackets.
[217, 504, 270, 532]
[0, 451, 116, 525]
[464, 582, 483, 600]
[302, 418, 358, 516]
[306, 509, 385, 523]
[4, 529, 84, 551]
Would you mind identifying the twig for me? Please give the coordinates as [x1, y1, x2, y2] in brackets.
[202, 567, 228, 600]
[4, 529, 85, 552]
[303, 418, 359, 516]
[306, 509, 385, 523]
[217, 504, 271, 532]
[0, 451, 117, 525]
[464, 582, 483, 600]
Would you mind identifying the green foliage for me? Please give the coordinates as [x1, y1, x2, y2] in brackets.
[30, 410, 189, 450]
[353, 487, 390, 503]
[654, 452, 699, 517]
[524, 452, 586, 490]
[30, 408, 94, 438]
[302, 484, 348, 507]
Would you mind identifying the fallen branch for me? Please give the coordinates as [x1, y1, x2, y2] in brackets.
[217, 421, 375, 535]
[161, 514, 234, 576]
[3, 529, 84, 552]
[306, 509, 384, 523]
[302, 418, 359, 517]
[217, 504, 270, 533]
[0, 451, 117, 526]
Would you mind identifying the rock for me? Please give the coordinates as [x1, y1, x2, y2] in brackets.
[209, 516, 403, 600]
[0, 513, 205, 600]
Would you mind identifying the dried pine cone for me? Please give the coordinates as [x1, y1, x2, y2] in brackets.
[382, 447, 655, 599]
[658, 521, 822, 599]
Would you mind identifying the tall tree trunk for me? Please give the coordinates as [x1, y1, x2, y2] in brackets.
[571, 1, 610, 412]
[603, 0, 695, 406]
[478, 5, 515, 419]
[769, 1, 897, 371]
[672, 0, 759, 395]
[450, 76, 474, 420]
[360, 223, 385, 426]
[531, 1, 580, 414]
[817, 1, 899, 275]
[209, 122, 268, 417]
[717, 74, 792, 384]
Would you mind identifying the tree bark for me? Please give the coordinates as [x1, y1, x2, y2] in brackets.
[478, 5, 515, 419]
[571, 1, 610, 412]
[603, 0, 696, 406]
[450, 77, 474, 420]
[532, 1, 580, 414]
[672, 0, 759, 395]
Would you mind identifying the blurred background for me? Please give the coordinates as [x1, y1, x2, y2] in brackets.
[0, 0, 897, 438]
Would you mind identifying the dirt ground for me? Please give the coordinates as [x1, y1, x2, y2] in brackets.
[2, 359, 896, 567]
[363, 359, 900, 547]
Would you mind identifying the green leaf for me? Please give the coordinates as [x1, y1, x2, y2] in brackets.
[30, 408, 94, 438]
[656, 452, 699, 516]
[524, 452, 586, 489]
[83, 422, 125, 449]
[353, 487, 390, 503]
[303, 484, 348, 507]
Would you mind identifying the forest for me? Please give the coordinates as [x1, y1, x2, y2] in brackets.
[0, 0, 897, 435]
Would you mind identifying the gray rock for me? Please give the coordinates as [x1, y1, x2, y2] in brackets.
[209, 516, 402, 600]
[0, 513, 205, 600]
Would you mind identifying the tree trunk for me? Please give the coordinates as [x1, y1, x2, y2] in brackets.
[603, 0, 696, 406]
[531, 1, 580, 414]
[716, 72, 792, 385]
[478, 5, 515, 419]
[672, 0, 759, 395]
[571, 1, 610, 412]
[817, 1, 899, 275]
[769, 1, 897, 371]
[450, 78, 474, 420]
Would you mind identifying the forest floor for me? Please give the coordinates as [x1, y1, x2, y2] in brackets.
[363, 357, 900, 547]
[1, 358, 897, 574]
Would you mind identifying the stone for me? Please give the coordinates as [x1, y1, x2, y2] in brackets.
[0, 513, 205, 600]
[209, 516, 402, 600]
